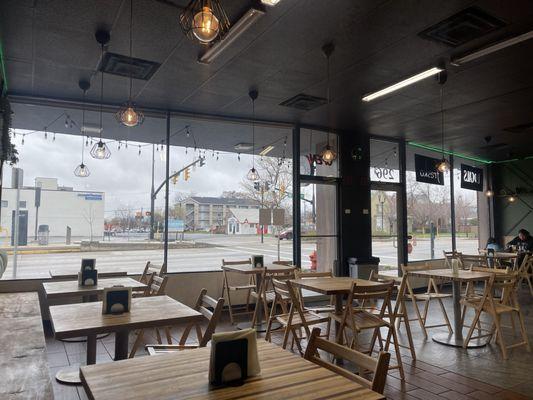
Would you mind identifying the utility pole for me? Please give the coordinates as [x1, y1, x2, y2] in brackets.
[260, 185, 264, 244]
[150, 144, 155, 240]
[163, 112, 170, 268]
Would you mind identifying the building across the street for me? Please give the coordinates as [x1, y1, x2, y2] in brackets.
[226, 207, 269, 235]
[0, 176, 105, 243]
[177, 196, 259, 231]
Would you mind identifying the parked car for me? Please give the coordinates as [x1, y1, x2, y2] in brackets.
[278, 228, 293, 240]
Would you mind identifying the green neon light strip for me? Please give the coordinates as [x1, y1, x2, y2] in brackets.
[407, 141, 492, 164]
[0, 39, 7, 95]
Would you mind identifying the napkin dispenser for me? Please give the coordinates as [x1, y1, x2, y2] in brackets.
[209, 328, 260, 386]
[81, 258, 96, 271]
[102, 285, 131, 315]
[252, 255, 264, 269]
[78, 269, 98, 286]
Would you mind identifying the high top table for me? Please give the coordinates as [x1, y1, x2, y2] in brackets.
[49, 295, 203, 384]
[80, 340, 385, 400]
[407, 268, 492, 348]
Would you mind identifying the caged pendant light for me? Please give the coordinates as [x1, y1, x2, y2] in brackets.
[320, 42, 337, 163]
[179, 0, 230, 44]
[116, 0, 144, 127]
[246, 89, 260, 181]
[91, 31, 112, 160]
[436, 68, 450, 173]
[75, 80, 91, 177]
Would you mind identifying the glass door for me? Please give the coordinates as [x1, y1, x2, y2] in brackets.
[371, 189, 400, 271]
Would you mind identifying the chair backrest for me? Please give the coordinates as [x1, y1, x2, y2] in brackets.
[471, 266, 510, 274]
[304, 327, 390, 394]
[401, 263, 431, 273]
[222, 258, 251, 266]
[146, 274, 168, 296]
[460, 254, 488, 270]
[272, 260, 293, 266]
[295, 270, 333, 279]
[179, 288, 225, 347]
[140, 261, 167, 285]
[477, 271, 518, 309]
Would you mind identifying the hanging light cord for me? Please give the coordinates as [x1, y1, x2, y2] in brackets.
[81, 90, 86, 163]
[326, 52, 331, 147]
[440, 85, 444, 157]
[252, 96, 255, 169]
[99, 43, 104, 141]
[129, 0, 133, 101]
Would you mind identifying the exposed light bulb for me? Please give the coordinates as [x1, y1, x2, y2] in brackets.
[192, 6, 220, 43]
[436, 158, 450, 173]
[138, 145, 142, 156]
[247, 167, 260, 181]
[21, 134, 25, 145]
[96, 145, 106, 158]
[485, 189, 494, 197]
[321, 145, 337, 162]
[508, 195, 517, 203]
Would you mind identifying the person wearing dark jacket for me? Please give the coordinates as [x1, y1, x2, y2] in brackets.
[506, 229, 533, 252]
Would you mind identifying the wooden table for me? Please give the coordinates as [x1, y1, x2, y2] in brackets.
[81, 339, 385, 400]
[43, 277, 146, 300]
[408, 268, 492, 348]
[49, 295, 203, 384]
[222, 263, 295, 332]
[290, 277, 382, 343]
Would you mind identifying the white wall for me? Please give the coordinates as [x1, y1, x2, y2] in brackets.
[0, 188, 105, 239]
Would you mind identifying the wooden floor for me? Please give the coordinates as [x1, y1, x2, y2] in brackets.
[45, 289, 533, 400]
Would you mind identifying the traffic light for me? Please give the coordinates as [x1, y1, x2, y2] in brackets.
[184, 167, 190, 181]
[172, 174, 178, 184]
[280, 184, 286, 197]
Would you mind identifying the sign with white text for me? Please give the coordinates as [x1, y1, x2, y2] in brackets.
[414, 154, 444, 185]
[460, 164, 483, 191]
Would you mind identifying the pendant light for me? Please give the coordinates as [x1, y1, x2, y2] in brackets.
[179, 0, 230, 44]
[75, 80, 91, 177]
[436, 68, 450, 173]
[91, 31, 111, 160]
[116, 0, 144, 127]
[246, 89, 260, 181]
[320, 42, 337, 163]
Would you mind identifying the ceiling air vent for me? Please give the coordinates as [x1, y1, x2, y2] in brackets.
[98, 52, 161, 81]
[504, 122, 533, 134]
[279, 93, 327, 111]
[418, 6, 507, 47]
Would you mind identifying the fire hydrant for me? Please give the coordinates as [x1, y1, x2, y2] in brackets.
[309, 250, 317, 270]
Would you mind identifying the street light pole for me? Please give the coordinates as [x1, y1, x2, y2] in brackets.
[150, 143, 155, 240]
[261, 185, 264, 244]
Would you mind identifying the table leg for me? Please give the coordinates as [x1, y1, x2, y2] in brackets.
[334, 294, 343, 344]
[56, 333, 98, 385]
[237, 273, 280, 332]
[87, 334, 97, 365]
[432, 280, 486, 348]
[115, 330, 129, 360]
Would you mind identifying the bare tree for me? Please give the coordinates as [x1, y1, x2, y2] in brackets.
[82, 204, 96, 242]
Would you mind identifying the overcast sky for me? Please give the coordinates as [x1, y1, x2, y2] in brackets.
[6, 130, 256, 218]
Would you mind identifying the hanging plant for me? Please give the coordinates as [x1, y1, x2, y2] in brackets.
[0, 94, 14, 163]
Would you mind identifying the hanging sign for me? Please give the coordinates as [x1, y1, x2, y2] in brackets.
[460, 164, 483, 191]
[414, 154, 444, 185]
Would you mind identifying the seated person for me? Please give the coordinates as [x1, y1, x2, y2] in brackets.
[486, 237, 502, 252]
[506, 229, 533, 252]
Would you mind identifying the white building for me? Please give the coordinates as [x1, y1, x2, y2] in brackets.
[227, 208, 272, 235]
[0, 177, 105, 242]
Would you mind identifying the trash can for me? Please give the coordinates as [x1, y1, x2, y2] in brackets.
[37, 224, 50, 245]
[348, 256, 380, 279]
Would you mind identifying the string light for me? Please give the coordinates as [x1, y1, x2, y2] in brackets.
[85, 137, 89, 147]
[22, 134, 25, 145]
[53, 133, 56, 142]
[138, 145, 141, 156]
[238, 153, 241, 161]
[65, 116, 69, 128]
[44, 128, 48, 140]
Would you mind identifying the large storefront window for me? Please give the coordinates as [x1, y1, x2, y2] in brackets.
[299, 129, 339, 271]
[406, 146, 452, 261]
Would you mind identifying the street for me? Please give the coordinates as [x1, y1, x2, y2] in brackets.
[1, 234, 480, 279]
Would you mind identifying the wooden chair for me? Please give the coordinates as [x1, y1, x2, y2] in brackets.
[461, 271, 530, 359]
[265, 278, 330, 355]
[129, 274, 169, 357]
[139, 261, 167, 285]
[336, 280, 404, 380]
[517, 254, 533, 296]
[443, 251, 462, 269]
[220, 258, 256, 324]
[304, 327, 391, 394]
[145, 288, 225, 355]
[401, 263, 453, 340]
[294, 269, 336, 314]
[368, 271, 416, 360]
[251, 268, 295, 327]
[459, 254, 488, 270]
[272, 260, 294, 266]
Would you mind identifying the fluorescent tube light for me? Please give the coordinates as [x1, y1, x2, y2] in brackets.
[234, 142, 254, 151]
[361, 67, 443, 102]
[199, 7, 265, 65]
[259, 145, 274, 156]
[451, 30, 533, 66]
[261, 0, 281, 6]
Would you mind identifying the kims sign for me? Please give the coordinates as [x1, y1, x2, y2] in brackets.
[460, 164, 483, 191]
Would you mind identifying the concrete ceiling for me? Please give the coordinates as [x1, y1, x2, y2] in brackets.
[2, 0, 533, 160]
